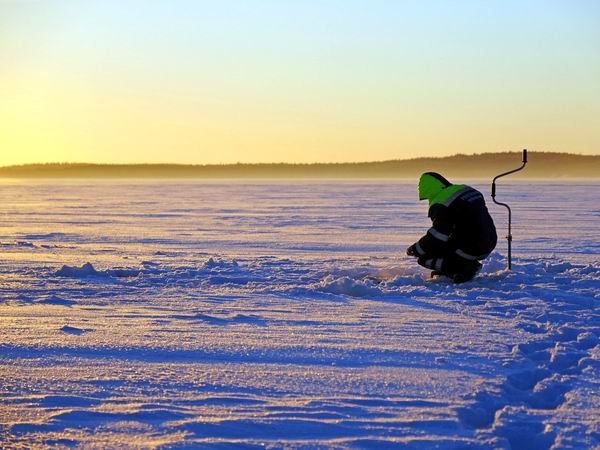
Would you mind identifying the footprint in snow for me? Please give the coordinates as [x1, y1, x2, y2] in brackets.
[60, 325, 91, 335]
[191, 313, 267, 327]
[36, 296, 77, 306]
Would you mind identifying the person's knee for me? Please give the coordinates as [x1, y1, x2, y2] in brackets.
[418, 256, 444, 272]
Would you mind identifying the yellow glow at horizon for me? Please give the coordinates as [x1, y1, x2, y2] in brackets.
[1, 63, 598, 166]
[1, 72, 420, 165]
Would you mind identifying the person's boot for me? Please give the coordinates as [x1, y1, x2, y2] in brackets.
[453, 261, 482, 284]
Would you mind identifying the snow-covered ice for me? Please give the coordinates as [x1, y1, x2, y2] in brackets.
[0, 180, 598, 449]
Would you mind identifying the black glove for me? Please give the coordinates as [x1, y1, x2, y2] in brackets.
[406, 243, 418, 256]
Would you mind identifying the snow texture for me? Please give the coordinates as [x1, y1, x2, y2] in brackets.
[0, 180, 598, 449]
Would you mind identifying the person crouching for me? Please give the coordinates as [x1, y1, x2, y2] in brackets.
[406, 172, 497, 283]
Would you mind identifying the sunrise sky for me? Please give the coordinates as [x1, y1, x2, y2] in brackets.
[1, 0, 599, 165]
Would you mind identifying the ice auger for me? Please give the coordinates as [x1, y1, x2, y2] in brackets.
[491, 149, 528, 270]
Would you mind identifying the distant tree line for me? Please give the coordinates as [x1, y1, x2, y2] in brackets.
[0, 152, 598, 179]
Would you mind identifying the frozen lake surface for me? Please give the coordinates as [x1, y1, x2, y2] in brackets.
[0, 180, 598, 449]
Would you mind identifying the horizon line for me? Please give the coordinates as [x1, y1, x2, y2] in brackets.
[2, 150, 598, 169]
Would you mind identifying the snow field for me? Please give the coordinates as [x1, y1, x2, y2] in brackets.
[0, 180, 598, 448]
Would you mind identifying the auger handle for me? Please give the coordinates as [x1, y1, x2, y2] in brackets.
[491, 149, 528, 270]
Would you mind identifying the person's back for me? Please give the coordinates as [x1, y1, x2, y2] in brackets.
[434, 182, 497, 259]
[406, 172, 497, 283]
